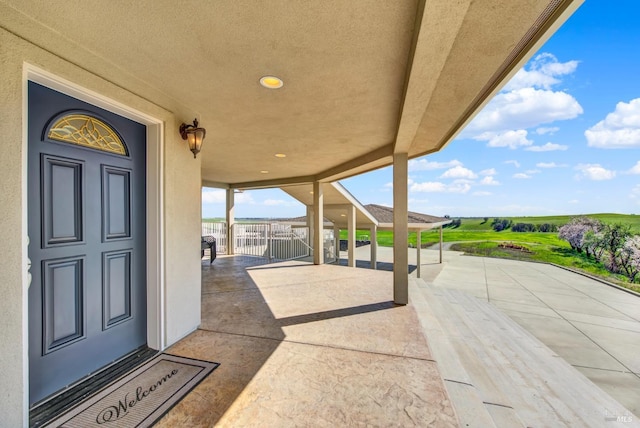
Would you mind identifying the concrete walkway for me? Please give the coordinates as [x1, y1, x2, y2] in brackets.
[347, 245, 640, 418]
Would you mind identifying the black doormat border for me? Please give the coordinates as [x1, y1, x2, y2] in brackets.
[30, 346, 158, 427]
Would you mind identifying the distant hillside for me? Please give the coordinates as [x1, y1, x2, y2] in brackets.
[450, 214, 640, 233]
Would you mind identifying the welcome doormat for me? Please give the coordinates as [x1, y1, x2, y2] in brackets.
[43, 354, 219, 428]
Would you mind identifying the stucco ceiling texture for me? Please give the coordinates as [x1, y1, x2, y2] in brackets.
[2, 0, 581, 188]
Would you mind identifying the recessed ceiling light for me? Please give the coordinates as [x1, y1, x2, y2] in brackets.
[341, 214, 346, 217]
[275, 153, 287, 158]
[260, 170, 269, 174]
[260, 76, 284, 89]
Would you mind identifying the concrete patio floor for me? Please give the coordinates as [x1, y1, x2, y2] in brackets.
[155, 255, 457, 427]
[154, 246, 639, 426]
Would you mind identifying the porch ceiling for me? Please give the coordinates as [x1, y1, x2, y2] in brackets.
[2, 0, 582, 187]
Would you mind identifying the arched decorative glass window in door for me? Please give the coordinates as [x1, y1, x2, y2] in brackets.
[46, 112, 128, 156]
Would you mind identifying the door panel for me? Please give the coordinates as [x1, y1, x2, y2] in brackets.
[41, 155, 84, 246]
[102, 166, 131, 240]
[28, 82, 147, 405]
[42, 257, 85, 353]
[102, 250, 132, 328]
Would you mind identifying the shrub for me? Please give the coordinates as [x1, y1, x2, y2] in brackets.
[491, 218, 512, 232]
[512, 223, 536, 232]
[537, 223, 558, 233]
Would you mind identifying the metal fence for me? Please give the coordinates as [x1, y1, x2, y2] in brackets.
[202, 222, 337, 263]
[234, 223, 312, 261]
[201, 222, 228, 254]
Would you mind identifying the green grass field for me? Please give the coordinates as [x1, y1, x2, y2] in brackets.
[336, 213, 640, 245]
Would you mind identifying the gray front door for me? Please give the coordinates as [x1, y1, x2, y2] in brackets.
[28, 82, 147, 405]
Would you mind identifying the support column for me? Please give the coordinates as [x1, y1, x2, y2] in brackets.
[439, 225, 443, 264]
[313, 181, 324, 265]
[393, 153, 409, 305]
[333, 225, 340, 263]
[416, 230, 421, 278]
[370, 225, 377, 270]
[347, 205, 356, 267]
[226, 189, 235, 255]
[307, 205, 314, 257]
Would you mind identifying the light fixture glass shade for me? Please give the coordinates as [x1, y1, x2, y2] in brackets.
[187, 129, 205, 158]
[180, 119, 206, 158]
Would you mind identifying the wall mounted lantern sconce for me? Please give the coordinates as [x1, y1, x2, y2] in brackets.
[179, 118, 206, 158]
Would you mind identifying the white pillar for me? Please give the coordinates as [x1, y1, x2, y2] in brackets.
[347, 205, 356, 267]
[226, 189, 235, 255]
[333, 225, 340, 263]
[313, 182, 324, 265]
[307, 205, 314, 257]
[393, 153, 409, 305]
[416, 230, 421, 278]
[439, 225, 443, 264]
[370, 225, 377, 270]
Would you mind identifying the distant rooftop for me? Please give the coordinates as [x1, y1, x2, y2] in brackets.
[364, 204, 450, 226]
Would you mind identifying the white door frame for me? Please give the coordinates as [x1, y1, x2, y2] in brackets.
[22, 64, 165, 408]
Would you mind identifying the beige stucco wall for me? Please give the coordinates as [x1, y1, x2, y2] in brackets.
[0, 28, 202, 426]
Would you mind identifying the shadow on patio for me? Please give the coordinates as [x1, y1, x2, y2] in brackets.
[155, 255, 457, 427]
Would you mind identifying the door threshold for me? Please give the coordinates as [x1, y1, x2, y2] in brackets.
[29, 346, 158, 427]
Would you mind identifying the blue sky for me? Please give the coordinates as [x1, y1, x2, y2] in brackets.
[203, 1, 640, 219]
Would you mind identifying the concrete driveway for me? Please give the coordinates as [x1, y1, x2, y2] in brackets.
[429, 251, 640, 418]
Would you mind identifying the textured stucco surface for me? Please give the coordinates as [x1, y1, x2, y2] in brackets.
[0, 27, 201, 426]
[0, 28, 29, 428]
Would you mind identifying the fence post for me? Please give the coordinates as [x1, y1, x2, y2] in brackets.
[268, 223, 272, 261]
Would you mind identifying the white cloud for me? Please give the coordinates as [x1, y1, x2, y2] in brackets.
[439, 165, 478, 179]
[480, 176, 500, 186]
[461, 53, 582, 137]
[410, 181, 471, 194]
[408, 159, 463, 171]
[575, 164, 616, 181]
[513, 173, 532, 179]
[585, 98, 640, 148]
[628, 161, 640, 174]
[504, 160, 521, 168]
[525, 142, 569, 152]
[525, 169, 541, 174]
[473, 191, 492, 196]
[202, 189, 226, 203]
[536, 162, 568, 168]
[480, 168, 497, 176]
[631, 185, 640, 199]
[568, 199, 579, 204]
[474, 129, 533, 149]
[235, 193, 256, 204]
[464, 88, 582, 135]
[536, 127, 559, 135]
[503, 53, 579, 91]
[411, 181, 446, 192]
